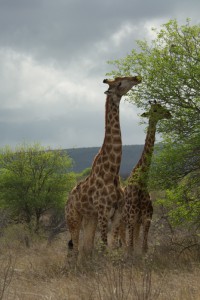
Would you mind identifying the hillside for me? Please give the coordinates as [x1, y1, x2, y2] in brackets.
[66, 144, 144, 178]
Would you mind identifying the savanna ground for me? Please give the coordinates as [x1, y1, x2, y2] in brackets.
[0, 206, 200, 300]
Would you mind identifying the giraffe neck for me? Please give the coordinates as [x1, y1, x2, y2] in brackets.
[128, 118, 157, 185]
[92, 95, 122, 176]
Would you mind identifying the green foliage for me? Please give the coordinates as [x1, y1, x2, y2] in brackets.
[108, 19, 200, 227]
[149, 133, 200, 228]
[149, 133, 200, 190]
[75, 167, 91, 182]
[0, 143, 76, 230]
[156, 172, 200, 228]
[107, 19, 200, 140]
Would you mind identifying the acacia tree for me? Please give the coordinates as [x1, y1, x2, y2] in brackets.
[148, 136, 200, 228]
[108, 19, 200, 138]
[108, 19, 200, 227]
[0, 143, 76, 231]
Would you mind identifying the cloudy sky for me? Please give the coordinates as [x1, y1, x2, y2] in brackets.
[0, 0, 199, 150]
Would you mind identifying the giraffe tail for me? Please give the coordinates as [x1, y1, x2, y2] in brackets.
[134, 222, 141, 244]
[68, 239, 73, 250]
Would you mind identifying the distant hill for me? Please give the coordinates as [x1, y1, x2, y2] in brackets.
[66, 145, 144, 179]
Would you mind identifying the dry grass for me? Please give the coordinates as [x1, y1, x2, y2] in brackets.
[0, 223, 200, 300]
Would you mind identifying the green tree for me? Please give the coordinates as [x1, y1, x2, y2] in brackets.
[75, 167, 91, 182]
[107, 19, 200, 140]
[149, 134, 200, 190]
[0, 143, 76, 231]
[155, 172, 200, 228]
[108, 19, 200, 227]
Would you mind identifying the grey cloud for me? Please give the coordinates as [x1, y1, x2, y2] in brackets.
[0, 118, 146, 149]
[0, 96, 146, 149]
[0, 0, 199, 149]
[1, 0, 199, 65]
[0, 111, 103, 148]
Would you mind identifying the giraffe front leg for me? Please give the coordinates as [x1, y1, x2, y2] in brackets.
[127, 224, 134, 253]
[82, 216, 98, 256]
[111, 225, 120, 248]
[110, 209, 124, 248]
[111, 220, 127, 248]
[119, 221, 126, 247]
[98, 214, 109, 250]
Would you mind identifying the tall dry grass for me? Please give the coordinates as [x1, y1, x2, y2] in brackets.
[0, 221, 200, 300]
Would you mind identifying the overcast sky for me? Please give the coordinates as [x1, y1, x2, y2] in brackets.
[0, 0, 199, 150]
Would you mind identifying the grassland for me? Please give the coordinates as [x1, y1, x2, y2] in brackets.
[0, 216, 200, 300]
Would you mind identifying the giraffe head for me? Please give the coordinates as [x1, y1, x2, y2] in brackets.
[141, 100, 171, 122]
[103, 76, 141, 105]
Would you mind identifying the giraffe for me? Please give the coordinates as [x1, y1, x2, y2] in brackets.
[65, 76, 141, 259]
[112, 100, 171, 253]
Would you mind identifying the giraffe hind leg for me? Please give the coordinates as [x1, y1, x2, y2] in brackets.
[66, 211, 82, 260]
[142, 204, 153, 253]
[140, 192, 153, 253]
[134, 221, 141, 249]
[142, 218, 151, 253]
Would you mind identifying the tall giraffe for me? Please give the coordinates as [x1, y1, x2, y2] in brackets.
[112, 100, 171, 253]
[65, 76, 141, 259]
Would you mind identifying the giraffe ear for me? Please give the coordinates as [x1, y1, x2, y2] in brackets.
[149, 101, 152, 105]
[154, 100, 157, 104]
[104, 89, 110, 95]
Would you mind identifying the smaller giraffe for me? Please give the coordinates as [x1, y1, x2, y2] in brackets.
[65, 76, 141, 260]
[112, 100, 171, 253]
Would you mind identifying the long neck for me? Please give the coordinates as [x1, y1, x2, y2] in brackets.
[92, 95, 122, 175]
[128, 118, 157, 184]
[103, 96, 121, 151]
